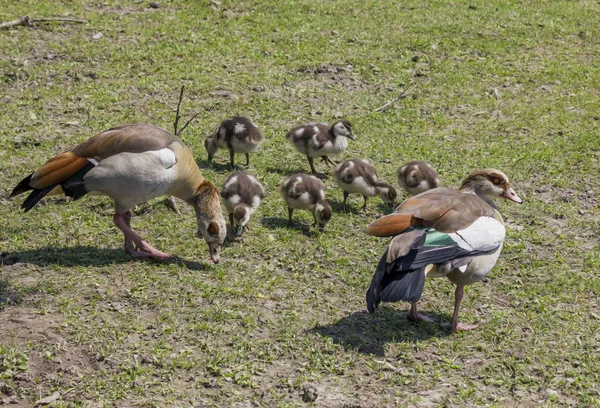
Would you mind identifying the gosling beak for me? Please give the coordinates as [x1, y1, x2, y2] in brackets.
[347, 132, 355, 141]
[502, 187, 523, 204]
[235, 225, 244, 236]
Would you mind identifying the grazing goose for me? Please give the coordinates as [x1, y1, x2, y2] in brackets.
[220, 172, 264, 236]
[365, 169, 522, 332]
[10, 124, 227, 263]
[286, 119, 354, 175]
[397, 160, 440, 196]
[205, 116, 264, 167]
[335, 158, 397, 210]
[280, 173, 332, 231]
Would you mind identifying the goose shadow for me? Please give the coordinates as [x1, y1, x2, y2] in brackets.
[197, 158, 236, 173]
[310, 308, 452, 356]
[376, 202, 397, 215]
[261, 217, 314, 237]
[265, 167, 329, 179]
[328, 198, 362, 215]
[2, 246, 206, 270]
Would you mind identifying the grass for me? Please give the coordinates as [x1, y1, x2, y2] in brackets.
[1, 0, 599, 406]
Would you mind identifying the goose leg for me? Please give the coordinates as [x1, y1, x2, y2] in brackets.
[245, 153, 250, 166]
[287, 207, 294, 227]
[113, 212, 173, 259]
[307, 156, 317, 174]
[325, 156, 338, 167]
[451, 285, 478, 332]
[229, 150, 235, 167]
[408, 302, 435, 323]
[343, 191, 349, 205]
[229, 213, 235, 230]
[362, 196, 368, 210]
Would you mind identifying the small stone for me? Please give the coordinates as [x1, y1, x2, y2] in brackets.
[92, 32, 103, 40]
[411, 55, 419, 62]
[148, 2, 159, 8]
[578, 209, 585, 215]
[301, 384, 318, 403]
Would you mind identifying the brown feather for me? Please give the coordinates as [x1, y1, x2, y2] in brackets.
[73, 124, 177, 159]
[366, 213, 415, 237]
[30, 153, 89, 189]
[392, 187, 497, 233]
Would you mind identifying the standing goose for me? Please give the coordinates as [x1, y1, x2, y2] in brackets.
[280, 173, 332, 231]
[286, 119, 354, 175]
[220, 172, 264, 236]
[335, 158, 397, 210]
[365, 169, 522, 332]
[397, 160, 440, 196]
[10, 124, 227, 263]
[205, 116, 264, 167]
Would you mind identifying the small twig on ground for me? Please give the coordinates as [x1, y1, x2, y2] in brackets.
[0, 15, 87, 29]
[374, 78, 426, 113]
[173, 85, 185, 136]
[173, 85, 199, 137]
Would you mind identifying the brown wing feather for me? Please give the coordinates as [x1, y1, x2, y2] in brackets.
[366, 214, 417, 237]
[29, 152, 89, 189]
[368, 187, 497, 236]
[73, 124, 177, 159]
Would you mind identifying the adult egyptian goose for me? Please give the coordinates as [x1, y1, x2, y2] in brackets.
[205, 116, 264, 167]
[10, 124, 227, 263]
[220, 172, 264, 236]
[280, 173, 332, 231]
[397, 160, 440, 196]
[335, 158, 397, 210]
[286, 119, 354, 175]
[365, 169, 522, 332]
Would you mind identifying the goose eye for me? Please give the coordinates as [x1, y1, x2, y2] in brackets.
[493, 178, 500, 184]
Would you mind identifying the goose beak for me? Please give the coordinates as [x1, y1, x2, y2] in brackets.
[347, 132, 355, 141]
[209, 243, 221, 264]
[502, 187, 523, 204]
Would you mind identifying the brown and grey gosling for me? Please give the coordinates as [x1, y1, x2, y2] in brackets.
[286, 119, 354, 175]
[335, 158, 397, 210]
[205, 116, 264, 167]
[280, 173, 332, 231]
[220, 172, 264, 236]
[397, 160, 440, 196]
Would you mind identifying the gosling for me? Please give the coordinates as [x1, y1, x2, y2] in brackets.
[286, 119, 354, 175]
[205, 117, 264, 167]
[221, 172, 264, 236]
[280, 173, 332, 231]
[335, 158, 397, 210]
[397, 160, 440, 196]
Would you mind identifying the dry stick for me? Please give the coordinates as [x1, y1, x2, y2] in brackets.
[173, 85, 185, 136]
[0, 16, 30, 29]
[0, 16, 87, 29]
[177, 111, 200, 136]
[374, 78, 425, 113]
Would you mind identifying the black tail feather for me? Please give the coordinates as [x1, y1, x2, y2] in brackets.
[21, 187, 55, 212]
[10, 173, 34, 198]
[14, 161, 95, 212]
[62, 161, 94, 200]
[366, 251, 426, 313]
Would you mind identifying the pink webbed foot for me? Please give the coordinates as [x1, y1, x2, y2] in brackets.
[452, 322, 479, 332]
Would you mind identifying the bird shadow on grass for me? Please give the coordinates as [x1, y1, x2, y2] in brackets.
[329, 199, 362, 215]
[265, 167, 328, 178]
[311, 308, 452, 356]
[3, 246, 206, 270]
[197, 159, 235, 173]
[261, 217, 314, 237]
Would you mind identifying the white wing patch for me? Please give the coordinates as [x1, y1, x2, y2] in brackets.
[295, 128, 305, 137]
[151, 148, 177, 168]
[449, 216, 505, 252]
[234, 123, 246, 134]
[224, 175, 238, 189]
[87, 158, 99, 166]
